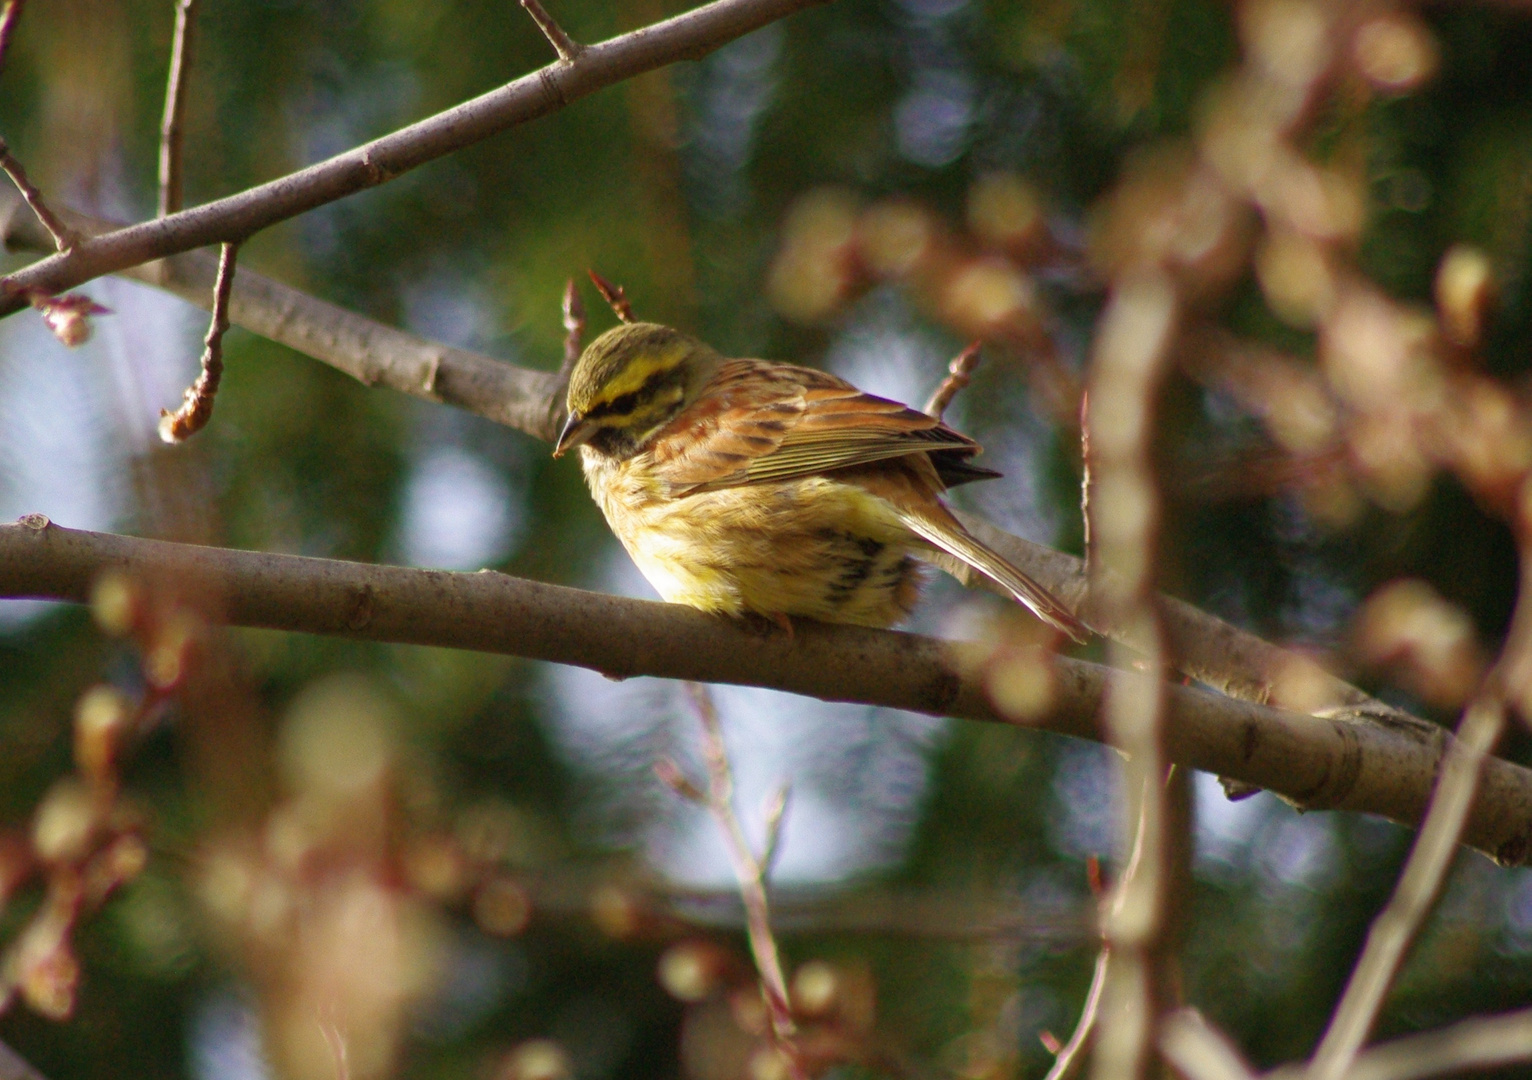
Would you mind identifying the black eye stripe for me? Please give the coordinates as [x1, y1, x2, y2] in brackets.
[586, 367, 679, 420]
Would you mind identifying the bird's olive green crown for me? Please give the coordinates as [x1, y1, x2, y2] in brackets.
[555, 322, 721, 460]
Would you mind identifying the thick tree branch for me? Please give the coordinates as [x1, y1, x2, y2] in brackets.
[0, 0, 831, 316]
[3, 517, 1532, 866]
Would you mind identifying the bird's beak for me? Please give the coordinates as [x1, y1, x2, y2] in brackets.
[552, 411, 594, 458]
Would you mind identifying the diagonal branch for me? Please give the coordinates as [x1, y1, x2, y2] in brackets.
[0, 139, 75, 252]
[4, 518, 1532, 867]
[0, 0, 832, 317]
[158, 0, 199, 218]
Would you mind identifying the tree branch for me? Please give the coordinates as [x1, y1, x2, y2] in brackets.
[0, 0, 831, 316]
[157, 0, 199, 219]
[3, 518, 1532, 866]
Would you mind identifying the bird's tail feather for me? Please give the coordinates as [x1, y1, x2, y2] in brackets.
[902, 514, 1090, 643]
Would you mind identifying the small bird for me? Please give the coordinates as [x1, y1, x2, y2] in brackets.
[554, 322, 1087, 641]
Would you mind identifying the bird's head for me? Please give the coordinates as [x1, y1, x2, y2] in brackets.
[554, 322, 719, 460]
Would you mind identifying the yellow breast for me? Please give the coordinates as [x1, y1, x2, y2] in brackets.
[581, 448, 925, 628]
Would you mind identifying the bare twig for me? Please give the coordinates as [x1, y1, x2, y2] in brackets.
[158, 241, 238, 442]
[0, 0, 24, 75]
[684, 683, 805, 1078]
[588, 268, 635, 323]
[158, 0, 199, 218]
[520, 0, 584, 62]
[0, 0, 832, 316]
[0, 139, 75, 251]
[1041, 940, 1110, 1080]
[559, 277, 585, 380]
[922, 341, 982, 419]
[1159, 1010, 1258, 1080]
[5, 519, 1532, 865]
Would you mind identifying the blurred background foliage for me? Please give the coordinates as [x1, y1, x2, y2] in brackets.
[0, 0, 1530, 1077]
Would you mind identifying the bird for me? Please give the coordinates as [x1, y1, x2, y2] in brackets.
[553, 321, 1088, 642]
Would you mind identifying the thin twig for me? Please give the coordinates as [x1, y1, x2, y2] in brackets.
[923, 341, 982, 419]
[559, 277, 585, 381]
[158, 0, 199, 218]
[0, 0, 25, 75]
[520, 0, 584, 62]
[158, 240, 238, 443]
[0, 139, 75, 251]
[0, 0, 834, 316]
[587, 269, 635, 324]
[684, 683, 805, 1079]
[1041, 944, 1110, 1080]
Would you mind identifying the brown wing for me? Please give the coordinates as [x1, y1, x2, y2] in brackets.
[648, 360, 991, 493]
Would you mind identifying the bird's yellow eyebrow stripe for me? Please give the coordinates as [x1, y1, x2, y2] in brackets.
[591, 343, 689, 403]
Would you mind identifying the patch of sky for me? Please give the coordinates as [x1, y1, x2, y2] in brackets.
[0, 274, 202, 629]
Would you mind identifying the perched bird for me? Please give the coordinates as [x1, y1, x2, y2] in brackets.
[553, 322, 1087, 641]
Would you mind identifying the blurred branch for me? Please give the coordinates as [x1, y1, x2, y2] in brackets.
[0, 1038, 48, 1080]
[157, 0, 199, 218]
[0, 139, 74, 251]
[0, 0, 831, 316]
[1086, 272, 1180, 1080]
[1306, 553, 1532, 1080]
[0, 1, 23, 75]
[1270, 1006, 1532, 1080]
[1159, 1010, 1258, 1080]
[5, 518, 1532, 866]
[158, 240, 237, 442]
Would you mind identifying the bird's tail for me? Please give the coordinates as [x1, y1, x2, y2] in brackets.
[902, 513, 1091, 643]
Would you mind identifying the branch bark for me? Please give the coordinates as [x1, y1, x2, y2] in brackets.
[3, 517, 1532, 866]
[0, 0, 830, 316]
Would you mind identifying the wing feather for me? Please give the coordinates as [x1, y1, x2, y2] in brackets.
[646, 359, 992, 494]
